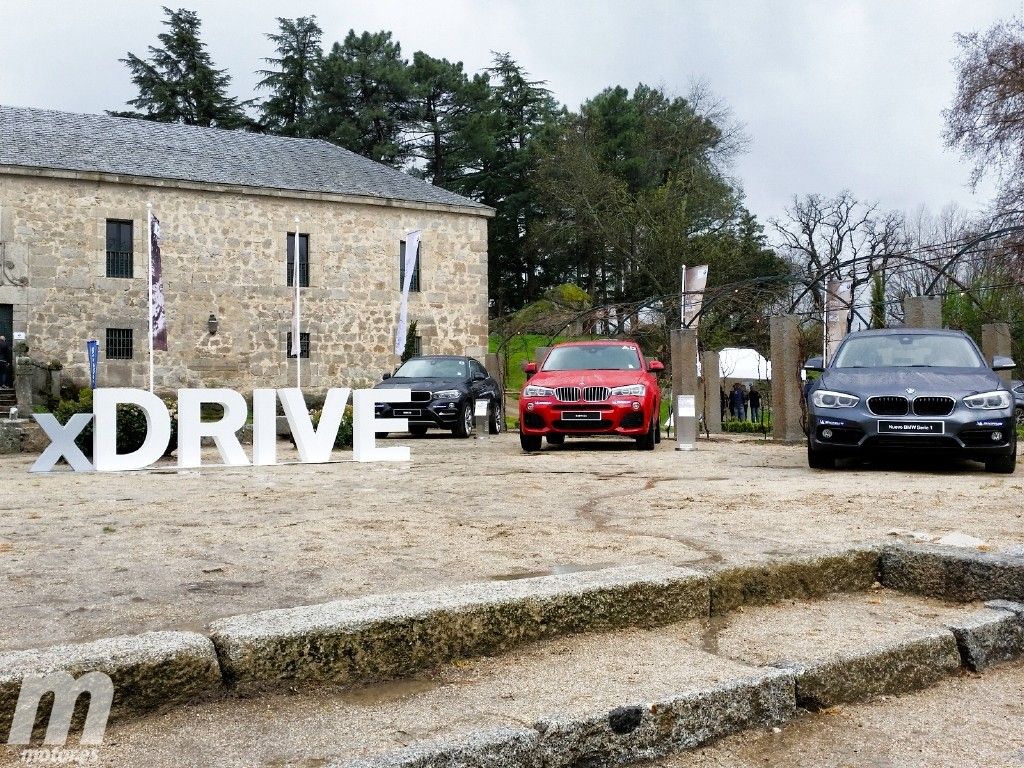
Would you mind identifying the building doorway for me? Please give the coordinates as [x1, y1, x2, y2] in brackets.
[0, 304, 11, 344]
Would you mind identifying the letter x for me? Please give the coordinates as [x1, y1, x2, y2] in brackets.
[30, 413, 95, 473]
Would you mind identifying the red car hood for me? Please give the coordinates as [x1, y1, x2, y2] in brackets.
[528, 369, 648, 389]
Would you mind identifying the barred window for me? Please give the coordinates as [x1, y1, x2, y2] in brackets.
[399, 240, 421, 292]
[287, 233, 310, 288]
[105, 328, 133, 360]
[286, 331, 310, 359]
[105, 219, 134, 278]
[411, 335, 422, 356]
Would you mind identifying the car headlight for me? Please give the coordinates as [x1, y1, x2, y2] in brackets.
[963, 390, 1012, 410]
[523, 385, 555, 398]
[432, 389, 461, 400]
[610, 384, 646, 396]
[811, 390, 859, 408]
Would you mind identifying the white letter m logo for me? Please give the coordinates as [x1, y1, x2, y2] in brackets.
[7, 672, 113, 746]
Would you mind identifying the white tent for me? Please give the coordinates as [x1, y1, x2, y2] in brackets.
[718, 347, 771, 381]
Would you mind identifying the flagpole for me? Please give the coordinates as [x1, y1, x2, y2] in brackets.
[147, 202, 154, 393]
[294, 216, 301, 390]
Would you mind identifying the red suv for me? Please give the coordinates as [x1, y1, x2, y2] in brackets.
[518, 341, 664, 451]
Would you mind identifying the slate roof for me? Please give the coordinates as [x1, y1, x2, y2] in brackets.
[0, 105, 489, 213]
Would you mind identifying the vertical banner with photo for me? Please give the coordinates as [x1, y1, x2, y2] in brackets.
[682, 264, 709, 328]
[394, 230, 421, 356]
[149, 213, 167, 351]
[824, 279, 851, 364]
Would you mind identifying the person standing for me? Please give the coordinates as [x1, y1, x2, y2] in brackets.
[0, 335, 11, 388]
[749, 386, 762, 422]
[729, 383, 746, 421]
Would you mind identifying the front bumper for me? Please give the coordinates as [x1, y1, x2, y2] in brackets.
[375, 398, 465, 429]
[808, 408, 1016, 457]
[518, 397, 651, 436]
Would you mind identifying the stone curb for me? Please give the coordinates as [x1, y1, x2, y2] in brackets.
[946, 603, 1024, 672]
[778, 629, 962, 710]
[209, 564, 710, 690]
[707, 548, 880, 615]
[879, 543, 1024, 602]
[334, 669, 796, 768]
[0, 631, 222, 731]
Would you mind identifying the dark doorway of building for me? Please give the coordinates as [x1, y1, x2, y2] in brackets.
[0, 304, 12, 343]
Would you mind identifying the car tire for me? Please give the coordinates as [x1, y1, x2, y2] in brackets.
[985, 442, 1017, 474]
[636, 416, 656, 451]
[546, 434, 565, 446]
[654, 413, 662, 444]
[807, 443, 836, 470]
[520, 433, 542, 452]
[454, 401, 473, 438]
[409, 425, 429, 436]
[488, 400, 503, 435]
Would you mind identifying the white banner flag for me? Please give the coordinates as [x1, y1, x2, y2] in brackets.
[395, 230, 421, 356]
[682, 264, 709, 328]
[290, 221, 302, 359]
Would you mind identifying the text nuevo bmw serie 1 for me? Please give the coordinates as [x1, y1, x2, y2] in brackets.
[518, 341, 663, 451]
[805, 328, 1018, 473]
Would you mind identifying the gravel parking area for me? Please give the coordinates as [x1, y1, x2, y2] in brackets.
[0, 432, 1020, 651]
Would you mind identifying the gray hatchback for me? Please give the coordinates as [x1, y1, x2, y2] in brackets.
[805, 328, 1017, 473]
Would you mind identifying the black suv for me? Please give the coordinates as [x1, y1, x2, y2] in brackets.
[373, 355, 504, 437]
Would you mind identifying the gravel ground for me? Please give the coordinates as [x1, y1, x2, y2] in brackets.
[0, 432, 1020, 651]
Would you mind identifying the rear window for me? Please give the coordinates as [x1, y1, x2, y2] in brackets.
[833, 335, 984, 369]
[543, 345, 642, 371]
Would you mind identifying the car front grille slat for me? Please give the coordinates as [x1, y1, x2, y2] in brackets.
[868, 396, 909, 416]
[556, 387, 582, 402]
[912, 396, 955, 417]
[583, 386, 610, 402]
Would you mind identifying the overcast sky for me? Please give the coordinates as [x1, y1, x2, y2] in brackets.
[2, 0, 1022, 225]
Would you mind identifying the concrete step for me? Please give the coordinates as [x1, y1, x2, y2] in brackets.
[4, 590, 1013, 768]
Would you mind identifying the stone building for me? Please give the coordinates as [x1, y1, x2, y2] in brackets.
[0, 105, 492, 395]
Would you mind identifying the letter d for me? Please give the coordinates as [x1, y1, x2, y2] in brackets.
[93, 389, 171, 471]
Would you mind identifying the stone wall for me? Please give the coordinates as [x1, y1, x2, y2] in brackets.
[0, 172, 490, 395]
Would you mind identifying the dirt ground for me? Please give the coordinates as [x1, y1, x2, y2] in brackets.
[0, 432, 1021, 652]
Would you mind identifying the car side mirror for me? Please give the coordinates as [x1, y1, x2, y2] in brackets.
[523, 361, 537, 379]
[803, 356, 825, 372]
[381, 372, 391, 381]
[473, 371, 486, 381]
[992, 355, 1016, 372]
[647, 360, 665, 373]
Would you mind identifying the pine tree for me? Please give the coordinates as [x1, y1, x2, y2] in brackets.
[310, 31, 411, 165]
[111, 7, 250, 128]
[257, 16, 323, 136]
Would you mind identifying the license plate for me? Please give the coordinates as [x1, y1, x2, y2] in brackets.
[394, 409, 421, 417]
[877, 420, 944, 435]
[562, 411, 600, 421]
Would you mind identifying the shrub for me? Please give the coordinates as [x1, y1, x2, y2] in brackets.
[722, 418, 772, 434]
[310, 405, 354, 448]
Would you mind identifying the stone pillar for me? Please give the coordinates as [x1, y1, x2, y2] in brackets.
[769, 315, 804, 442]
[670, 329, 698, 402]
[14, 356, 32, 413]
[484, 352, 504, 386]
[701, 350, 722, 433]
[903, 295, 942, 329]
[981, 322, 1014, 383]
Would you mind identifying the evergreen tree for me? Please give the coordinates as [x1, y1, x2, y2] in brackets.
[407, 52, 494, 188]
[257, 16, 323, 136]
[111, 7, 250, 128]
[310, 31, 411, 165]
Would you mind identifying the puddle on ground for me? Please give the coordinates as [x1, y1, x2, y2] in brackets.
[339, 677, 442, 706]
[490, 562, 617, 581]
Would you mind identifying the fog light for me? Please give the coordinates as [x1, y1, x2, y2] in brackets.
[992, 431, 1003, 442]
[527, 402, 535, 411]
[631, 402, 641, 411]
[821, 428, 833, 440]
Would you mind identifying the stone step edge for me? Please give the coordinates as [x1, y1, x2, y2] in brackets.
[331, 615, 1024, 768]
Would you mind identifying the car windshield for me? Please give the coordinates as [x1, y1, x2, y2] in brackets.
[543, 345, 642, 371]
[393, 358, 468, 378]
[833, 335, 984, 369]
